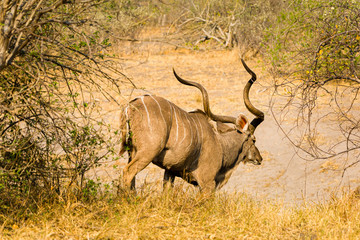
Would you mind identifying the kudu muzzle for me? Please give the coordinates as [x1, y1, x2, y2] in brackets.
[242, 133, 263, 165]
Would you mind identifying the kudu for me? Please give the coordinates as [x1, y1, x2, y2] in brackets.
[119, 59, 264, 192]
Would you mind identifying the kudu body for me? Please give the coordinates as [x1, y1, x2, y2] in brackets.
[119, 59, 264, 192]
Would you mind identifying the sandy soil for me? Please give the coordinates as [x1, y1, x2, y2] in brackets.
[88, 45, 360, 204]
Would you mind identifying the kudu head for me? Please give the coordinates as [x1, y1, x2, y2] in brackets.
[173, 59, 264, 165]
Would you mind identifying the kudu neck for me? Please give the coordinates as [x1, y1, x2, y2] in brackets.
[217, 130, 246, 168]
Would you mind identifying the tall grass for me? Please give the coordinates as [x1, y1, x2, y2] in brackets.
[1, 186, 360, 239]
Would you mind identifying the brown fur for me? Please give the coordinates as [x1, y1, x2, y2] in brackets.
[119, 95, 262, 192]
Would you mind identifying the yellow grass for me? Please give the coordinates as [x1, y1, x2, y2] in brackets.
[1, 187, 360, 239]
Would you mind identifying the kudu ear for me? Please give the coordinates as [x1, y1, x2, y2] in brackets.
[235, 114, 249, 133]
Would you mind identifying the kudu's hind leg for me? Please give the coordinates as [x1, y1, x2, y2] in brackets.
[118, 150, 135, 193]
[128, 153, 135, 189]
[122, 150, 157, 189]
[163, 170, 175, 189]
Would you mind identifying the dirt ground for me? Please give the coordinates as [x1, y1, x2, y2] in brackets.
[88, 44, 360, 204]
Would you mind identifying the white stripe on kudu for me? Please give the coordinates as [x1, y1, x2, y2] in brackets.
[140, 96, 152, 132]
[172, 105, 179, 143]
[195, 115, 204, 140]
[149, 95, 166, 126]
[191, 116, 200, 144]
[124, 106, 129, 120]
[179, 110, 187, 146]
[184, 114, 193, 151]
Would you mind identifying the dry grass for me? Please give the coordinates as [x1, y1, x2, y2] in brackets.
[1, 187, 360, 239]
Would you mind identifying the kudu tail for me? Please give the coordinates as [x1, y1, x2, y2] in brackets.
[119, 107, 130, 156]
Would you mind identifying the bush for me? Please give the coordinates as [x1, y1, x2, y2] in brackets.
[0, 1, 124, 209]
[265, 0, 360, 164]
[165, 0, 283, 52]
[265, 0, 360, 84]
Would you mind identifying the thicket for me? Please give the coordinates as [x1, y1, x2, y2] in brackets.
[264, 0, 360, 166]
[0, 0, 127, 211]
[106, 0, 283, 53]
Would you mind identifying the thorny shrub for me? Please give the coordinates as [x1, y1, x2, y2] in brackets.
[0, 0, 127, 211]
[265, 0, 360, 168]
